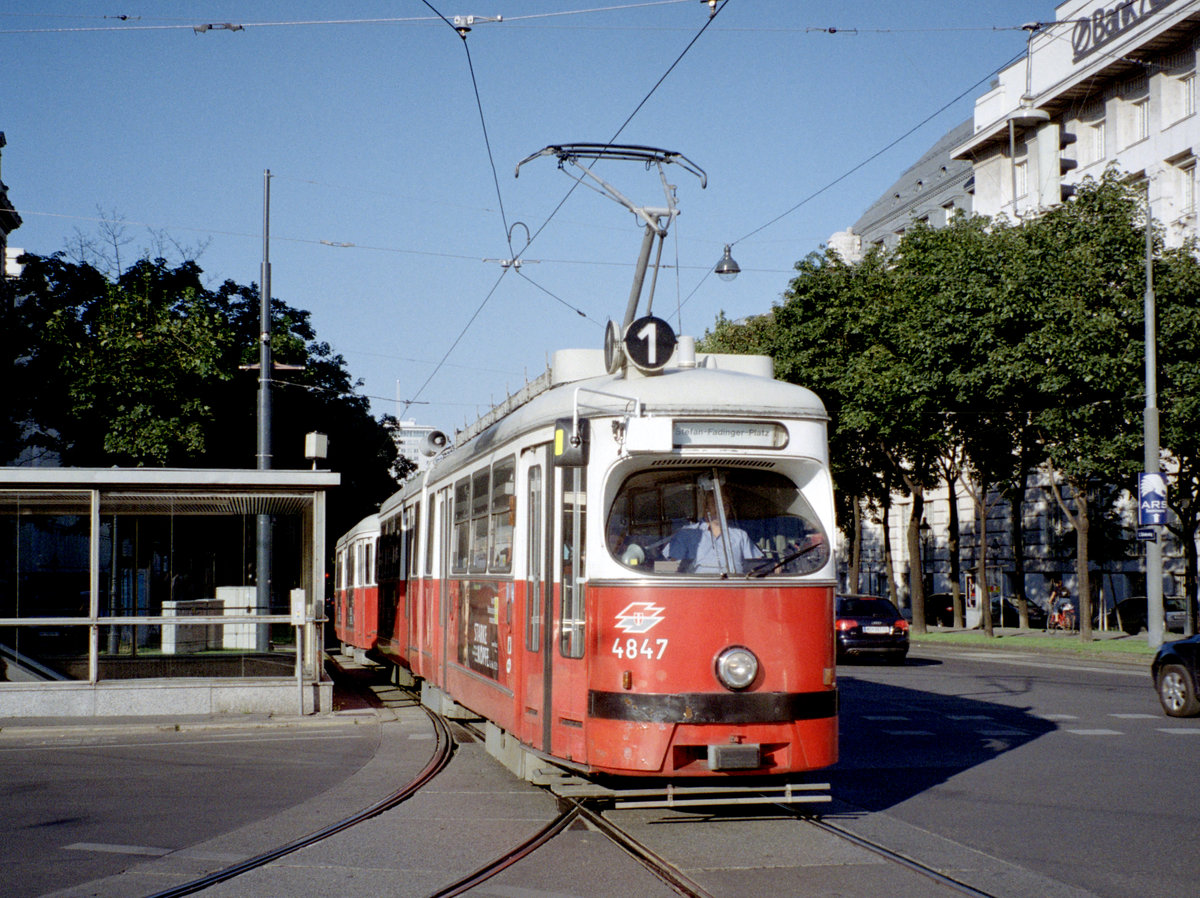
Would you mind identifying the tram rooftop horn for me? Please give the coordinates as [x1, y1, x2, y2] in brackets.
[419, 430, 449, 457]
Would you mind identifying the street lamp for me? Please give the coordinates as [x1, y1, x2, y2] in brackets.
[1144, 183, 1165, 648]
[714, 244, 740, 281]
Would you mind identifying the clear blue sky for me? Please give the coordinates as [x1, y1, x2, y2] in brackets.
[4, 2, 1042, 440]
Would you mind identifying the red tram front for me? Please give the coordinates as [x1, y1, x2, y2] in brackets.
[365, 344, 838, 781]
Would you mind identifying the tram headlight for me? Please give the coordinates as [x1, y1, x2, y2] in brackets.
[714, 646, 758, 691]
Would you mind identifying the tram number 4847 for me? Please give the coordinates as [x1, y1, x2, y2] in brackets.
[612, 637, 669, 660]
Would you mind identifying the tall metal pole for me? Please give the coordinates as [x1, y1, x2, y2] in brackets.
[256, 169, 273, 651]
[1145, 185, 1164, 650]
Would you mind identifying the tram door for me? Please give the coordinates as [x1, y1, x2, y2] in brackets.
[435, 486, 452, 687]
[520, 449, 550, 749]
[548, 463, 588, 760]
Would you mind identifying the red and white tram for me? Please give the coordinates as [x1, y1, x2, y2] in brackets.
[336, 146, 838, 786]
[333, 513, 380, 660]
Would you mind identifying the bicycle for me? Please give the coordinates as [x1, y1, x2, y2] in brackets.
[1047, 601, 1076, 633]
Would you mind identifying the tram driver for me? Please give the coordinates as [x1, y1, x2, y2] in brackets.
[664, 483, 763, 574]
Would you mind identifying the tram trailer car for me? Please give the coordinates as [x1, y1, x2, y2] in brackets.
[346, 340, 838, 781]
[333, 514, 381, 663]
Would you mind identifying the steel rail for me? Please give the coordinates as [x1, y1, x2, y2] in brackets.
[578, 801, 717, 898]
[803, 816, 1001, 898]
[143, 704, 456, 898]
[424, 806, 581, 897]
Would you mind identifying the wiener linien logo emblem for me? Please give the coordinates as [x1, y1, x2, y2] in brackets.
[614, 601, 665, 634]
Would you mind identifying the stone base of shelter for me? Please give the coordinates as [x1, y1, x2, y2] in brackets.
[0, 675, 334, 719]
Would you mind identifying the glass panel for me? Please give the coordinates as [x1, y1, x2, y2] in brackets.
[560, 468, 585, 658]
[470, 468, 490, 574]
[0, 624, 90, 681]
[526, 465, 542, 651]
[607, 467, 830, 577]
[490, 457, 515, 572]
[0, 492, 92, 620]
[97, 622, 296, 679]
[452, 478, 470, 572]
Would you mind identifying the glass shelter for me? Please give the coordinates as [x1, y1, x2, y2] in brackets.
[0, 468, 338, 717]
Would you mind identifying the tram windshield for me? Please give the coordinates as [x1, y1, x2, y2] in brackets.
[606, 467, 830, 577]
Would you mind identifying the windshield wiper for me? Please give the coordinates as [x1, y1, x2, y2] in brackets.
[747, 538, 823, 579]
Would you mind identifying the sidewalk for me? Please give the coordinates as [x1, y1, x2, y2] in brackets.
[910, 624, 1173, 667]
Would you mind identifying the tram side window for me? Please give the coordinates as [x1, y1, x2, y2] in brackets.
[426, 493, 437, 576]
[470, 468, 490, 573]
[490, 457, 515, 572]
[606, 467, 830, 577]
[408, 502, 421, 578]
[452, 477, 471, 572]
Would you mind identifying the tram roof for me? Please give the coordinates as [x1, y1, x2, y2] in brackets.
[387, 352, 827, 507]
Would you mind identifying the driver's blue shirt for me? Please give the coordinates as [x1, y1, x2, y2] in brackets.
[665, 521, 762, 573]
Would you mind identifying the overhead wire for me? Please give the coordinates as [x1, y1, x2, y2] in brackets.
[398, 0, 728, 414]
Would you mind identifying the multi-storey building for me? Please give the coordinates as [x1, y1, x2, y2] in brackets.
[954, 0, 1200, 246]
[0, 133, 21, 275]
[830, 119, 975, 262]
[830, 2, 1200, 619]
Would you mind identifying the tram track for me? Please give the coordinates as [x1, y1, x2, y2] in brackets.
[136, 678, 1001, 898]
[141, 700, 456, 898]
[795, 810, 1001, 898]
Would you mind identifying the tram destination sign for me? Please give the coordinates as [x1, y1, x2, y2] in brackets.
[673, 420, 788, 449]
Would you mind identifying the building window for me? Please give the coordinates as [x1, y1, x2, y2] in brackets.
[1089, 119, 1107, 165]
[1014, 159, 1028, 199]
[1177, 160, 1196, 216]
[1168, 71, 1198, 123]
[942, 201, 957, 225]
[1132, 97, 1149, 144]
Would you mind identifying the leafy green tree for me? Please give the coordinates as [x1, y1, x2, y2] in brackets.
[1025, 174, 1146, 640]
[11, 252, 401, 542]
[1156, 241, 1200, 628]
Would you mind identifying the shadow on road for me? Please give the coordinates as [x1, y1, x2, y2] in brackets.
[831, 666, 1055, 812]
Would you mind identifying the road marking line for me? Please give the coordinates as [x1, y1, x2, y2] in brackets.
[864, 715, 909, 721]
[1110, 713, 1157, 719]
[1040, 713, 1079, 720]
[884, 730, 935, 736]
[1158, 728, 1200, 735]
[1064, 728, 1124, 736]
[65, 843, 172, 857]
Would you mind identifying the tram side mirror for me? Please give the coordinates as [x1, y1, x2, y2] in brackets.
[553, 417, 589, 467]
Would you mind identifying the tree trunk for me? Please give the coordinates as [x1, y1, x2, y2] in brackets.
[882, 497, 900, 608]
[977, 492, 994, 638]
[849, 496, 862, 594]
[1075, 487, 1093, 642]
[908, 486, 927, 634]
[947, 473, 964, 628]
[1046, 466, 1093, 643]
[1009, 473, 1031, 629]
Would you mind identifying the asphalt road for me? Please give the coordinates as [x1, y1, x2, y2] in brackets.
[0, 647, 1193, 898]
[0, 715, 382, 898]
[834, 645, 1199, 898]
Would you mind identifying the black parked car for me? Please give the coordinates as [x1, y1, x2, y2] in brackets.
[1152, 633, 1200, 717]
[990, 596, 1048, 628]
[835, 594, 909, 664]
[1110, 596, 1190, 635]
